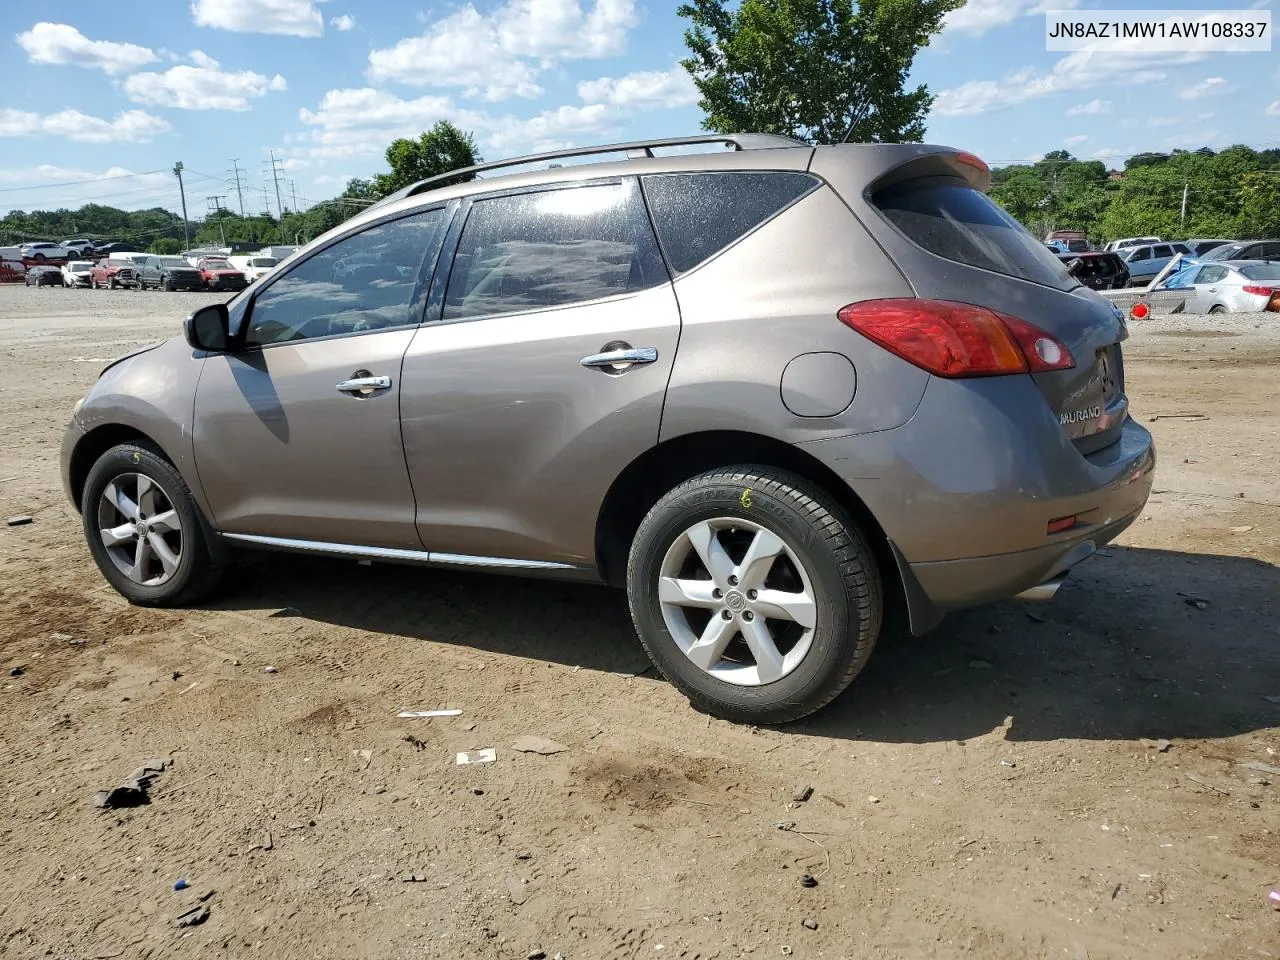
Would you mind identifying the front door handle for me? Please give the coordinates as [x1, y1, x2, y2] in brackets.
[580, 347, 658, 371]
[336, 375, 392, 394]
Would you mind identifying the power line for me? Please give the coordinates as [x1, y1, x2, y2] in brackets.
[0, 169, 167, 194]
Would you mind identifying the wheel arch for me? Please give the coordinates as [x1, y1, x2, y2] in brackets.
[594, 430, 906, 616]
[68, 424, 168, 510]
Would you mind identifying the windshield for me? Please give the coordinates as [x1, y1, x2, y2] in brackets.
[203, 260, 233, 269]
[250, 258, 278, 267]
[1240, 264, 1280, 281]
[159, 257, 189, 267]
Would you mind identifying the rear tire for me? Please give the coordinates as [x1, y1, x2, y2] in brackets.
[1209, 305, 1227, 314]
[81, 442, 225, 607]
[626, 466, 882, 724]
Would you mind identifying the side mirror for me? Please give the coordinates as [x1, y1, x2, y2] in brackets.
[185, 303, 230, 352]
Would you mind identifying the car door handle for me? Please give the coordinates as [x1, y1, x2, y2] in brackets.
[336, 375, 392, 394]
[580, 347, 658, 369]
[1206, 287, 1218, 292]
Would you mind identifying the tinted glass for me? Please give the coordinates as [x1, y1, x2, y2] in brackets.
[443, 183, 665, 321]
[873, 176, 1071, 288]
[1194, 266, 1226, 283]
[1070, 256, 1120, 278]
[642, 172, 817, 274]
[245, 208, 445, 346]
[1129, 248, 1150, 262]
[1172, 244, 1190, 254]
[1199, 244, 1239, 262]
[1153, 245, 1172, 257]
[1240, 263, 1280, 281]
[1261, 242, 1280, 258]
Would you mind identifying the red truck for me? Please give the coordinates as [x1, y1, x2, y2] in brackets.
[196, 257, 247, 292]
[90, 258, 142, 290]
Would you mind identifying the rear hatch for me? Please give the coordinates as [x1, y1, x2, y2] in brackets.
[818, 148, 1128, 455]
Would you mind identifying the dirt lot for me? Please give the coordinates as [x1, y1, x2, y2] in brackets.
[1, 285, 1277, 960]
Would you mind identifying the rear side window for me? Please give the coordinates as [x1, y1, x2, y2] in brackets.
[1129, 248, 1150, 262]
[641, 172, 818, 274]
[872, 175, 1070, 289]
[443, 182, 666, 321]
[1194, 265, 1227, 283]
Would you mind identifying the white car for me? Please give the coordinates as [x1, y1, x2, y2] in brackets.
[62, 261, 94, 287]
[64, 239, 96, 257]
[228, 255, 279, 282]
[1104, 236, 1161, 252]
[20, 241, 71, 260]
[1174, 260, 1280, 313]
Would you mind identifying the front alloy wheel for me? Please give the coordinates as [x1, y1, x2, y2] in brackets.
[97, 473, 183, 586]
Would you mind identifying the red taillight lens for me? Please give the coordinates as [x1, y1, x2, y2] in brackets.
[837, 299, 1075, 378]
[955, 151, 989, 175]
[1242, 285, 1275, 296]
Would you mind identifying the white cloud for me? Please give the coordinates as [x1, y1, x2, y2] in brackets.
[16, 22, 157, 75]
[191, 0, 323, 36]
[368, 0, 636, 99]
[0, 108, 170, 143]
[1066, 98, 1109, 116]
[1179, 77, 1231, 100]
[1064, 134, 1090, 148]
[299, 88, 469, 158]
[577, 65, 698, 110]
[330, 14, 356, 31]
[1267, 101, 1280, 115]
[942, 0, 1077, 38]
[484, 104, 613, 153]
[1091, 147, 1128, 160]
[124, 52, 288, 110]
[934, 49, 1205, 116]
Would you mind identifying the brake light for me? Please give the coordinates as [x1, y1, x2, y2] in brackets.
[1242, 285, 1275, 296]
[837, 299, 1075, 378]
[955, 151, 989, 175]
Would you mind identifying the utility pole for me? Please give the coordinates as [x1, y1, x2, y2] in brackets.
[207, 196, 228, 247]
[229, 159, 246, 217]
[289, 179, 299, 214]
[1180, 182, 1189, 228]
[266, 152, 286, 242]
[173, 162, 191, 251]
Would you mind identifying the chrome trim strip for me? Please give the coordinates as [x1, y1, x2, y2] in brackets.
[222, 533, 578, 571]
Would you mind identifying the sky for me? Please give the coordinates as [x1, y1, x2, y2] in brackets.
[1, 0, 1278, 217]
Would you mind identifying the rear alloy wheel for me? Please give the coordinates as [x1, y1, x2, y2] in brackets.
[82, 443, 224, 606]
[163, 277, 173, 292]
[627, 466, 882, 724]
[1209, 305, 1227, 314]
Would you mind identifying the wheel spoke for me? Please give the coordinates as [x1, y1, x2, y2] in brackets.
[104, 481, 139, 521]
[658, 576, 720, 609]
[685, 614, 738, 672]
[148, 533, 180, 576]
[147, 509, 180, 535]
[741, 618, 786, 684]
[100, 522, 136, 548]
[734, 528, 786, 590]
[136, 475, 158, 517]
[754, 588, 817, 628]
[684, 521, 734, 586]
[128, 537, 153, 582]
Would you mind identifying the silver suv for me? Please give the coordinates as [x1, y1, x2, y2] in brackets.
[61, 134, 1155, 723]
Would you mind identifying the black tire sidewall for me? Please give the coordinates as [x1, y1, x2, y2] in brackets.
[81, 444, 211, 606]
[628, 471, 878, 722]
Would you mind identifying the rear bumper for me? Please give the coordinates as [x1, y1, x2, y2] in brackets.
[800, 372, 1156, 631]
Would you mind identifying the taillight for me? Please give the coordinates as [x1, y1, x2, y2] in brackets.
[837, 299, 1075, 378]
[955, 151, 989, 176]
[1242, 285, 1275, 296]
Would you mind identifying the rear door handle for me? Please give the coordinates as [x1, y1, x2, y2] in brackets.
[336, 375, 392, 394]
[580, 347, 658, 370]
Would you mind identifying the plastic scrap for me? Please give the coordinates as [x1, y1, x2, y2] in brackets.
[398, 709, 462, 718]
[457, 748, 497, 765]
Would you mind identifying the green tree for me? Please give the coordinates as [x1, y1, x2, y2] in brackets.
[678, 0, 963, 144]
[149, 237, 182, 254]
[372, 121, 480, 196]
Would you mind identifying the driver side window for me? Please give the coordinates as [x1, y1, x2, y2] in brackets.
[245, 207, 446, 347]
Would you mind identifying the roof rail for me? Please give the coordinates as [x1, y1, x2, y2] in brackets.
[373, 133, 809, 208]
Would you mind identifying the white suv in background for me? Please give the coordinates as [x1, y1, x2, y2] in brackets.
[20, 242, 71, 260]
[229, 255, 279, 283]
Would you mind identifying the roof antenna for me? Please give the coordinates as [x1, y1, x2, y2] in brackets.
[840, 94, 870, 144]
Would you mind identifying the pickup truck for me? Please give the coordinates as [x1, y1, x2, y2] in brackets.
[196, 257, 247, 292]
[89, 257, 142, 290]
[136, 255, 204, 291]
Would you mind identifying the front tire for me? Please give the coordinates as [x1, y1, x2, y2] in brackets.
[81, 442, 224, 607]
[626, 466, 882, 724]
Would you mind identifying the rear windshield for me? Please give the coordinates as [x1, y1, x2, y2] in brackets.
[1066, 255, 1121, 278]
[1198, 245, 1239, 262]
[873, 176, 1071, 289]
[250, 258, 278, 267]
[1240, 264, 1280, 281]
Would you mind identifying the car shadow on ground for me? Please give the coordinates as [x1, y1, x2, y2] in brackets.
[211, 544, 1280, 744]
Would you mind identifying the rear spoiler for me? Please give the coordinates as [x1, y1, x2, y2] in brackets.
[810, 143, 992, 198]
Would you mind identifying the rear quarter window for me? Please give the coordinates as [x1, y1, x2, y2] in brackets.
[641, 172, 818, 274]
[872, 175, 1071, 289]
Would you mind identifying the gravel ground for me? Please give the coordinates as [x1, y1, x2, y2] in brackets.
[0, 286, 1277, 960]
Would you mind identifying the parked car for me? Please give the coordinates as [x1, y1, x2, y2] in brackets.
[1170, 260, 1280, 313]
[25, 265, 65, 287]
[1120, 241, 1191, 286]
[94, 243, 142, 257]
[90, 257, 142, 289]
[1195, 239, 1280, 263]
[1182, 239, 1232, 257]
[59, 134, 1154, 724]
[1045, 230, 1089, 253]
[62, 261, 94, 287]
[20, 241, 71, 261]
[64, 239, 96, 257]
[1058, 251, 1130, 290]
[0, 257, 24, 282]
[137, 255, 205, 291]
[1103, 236, 1161, 252]
[228, 255, 279, 283]
[196, 257, 247, 291]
